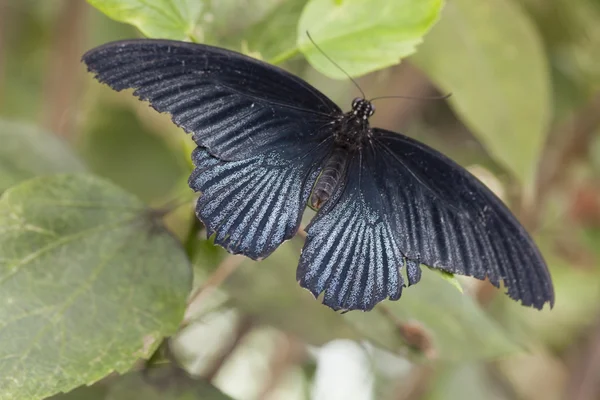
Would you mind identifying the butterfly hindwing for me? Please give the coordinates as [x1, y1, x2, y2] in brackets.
[190, 141, 330, 260]
[82, 39, 341, 161]
[298, 152, 405, 311]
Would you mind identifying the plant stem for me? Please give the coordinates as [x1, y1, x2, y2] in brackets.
[269, 46, 302, 65]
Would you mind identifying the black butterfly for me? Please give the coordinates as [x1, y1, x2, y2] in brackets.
[83, 39, 554, 312]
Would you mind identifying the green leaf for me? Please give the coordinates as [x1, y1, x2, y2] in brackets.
[0, 120, 85, 193]
[0, 174, 192, 400]
[209, 0, 287, 46]
[411, 0, 552, 188]
[245, 0, 307, 62]
[429, 268, 463, 293]
[86, 0, 207, 41]
[297, 0, 444, 78]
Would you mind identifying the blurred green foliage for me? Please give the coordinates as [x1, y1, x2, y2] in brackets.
[0, 121, 85, 191]
[0, 0, 598, 399]
[412, 0, 551, 191]
[78, 96, 188, 202]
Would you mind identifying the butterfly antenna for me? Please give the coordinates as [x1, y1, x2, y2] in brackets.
[369, 93, 452, 102]
[306, 31, 366, 99]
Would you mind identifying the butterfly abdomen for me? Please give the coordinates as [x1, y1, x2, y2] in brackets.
[310, 147, 349, 210]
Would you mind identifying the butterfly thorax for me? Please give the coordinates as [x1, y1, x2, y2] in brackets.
[310, 99, 374, 210]
[332, 98, 375, 150]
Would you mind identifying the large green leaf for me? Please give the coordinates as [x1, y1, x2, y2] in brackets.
[0, 174, 192, 400]
[0, 120, 85, 193]
[297, 0, 444, 78]
[411, 0, 552, 188]
[87, 0, 286, 48]
[86, 0, 206, 41]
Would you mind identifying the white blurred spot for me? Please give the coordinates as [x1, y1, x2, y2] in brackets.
[310, 340, 374, 400]
[172, 309, 239, 375]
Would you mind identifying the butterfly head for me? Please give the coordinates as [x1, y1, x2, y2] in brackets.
[351, 98, 375, 120]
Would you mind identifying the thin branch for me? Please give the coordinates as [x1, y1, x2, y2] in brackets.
[149, 193, 196, 220]
[202, 315, 254, 382]
[378, 305, 437, 360]
[0, 0, 9, 108]
[41, 0, 88, 137]
[536, 93, 600, 217]
[257, 335, 305, 400]
[392, 365, 434, 400]
[565, 317, 600, 400]
[182, 254, 246, 326]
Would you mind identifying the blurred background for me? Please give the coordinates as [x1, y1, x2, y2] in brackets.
[1, 0, 599, 399]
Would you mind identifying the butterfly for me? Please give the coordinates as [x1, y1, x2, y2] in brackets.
[83, 39, 554, 312]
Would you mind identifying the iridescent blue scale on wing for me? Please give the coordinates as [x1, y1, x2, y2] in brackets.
[189, 145, 328, 259]
[299, 149, 405, 311]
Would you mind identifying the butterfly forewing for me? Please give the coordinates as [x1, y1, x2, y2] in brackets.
[372, 129, 553, 308]
[82, 39, 341, 161]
